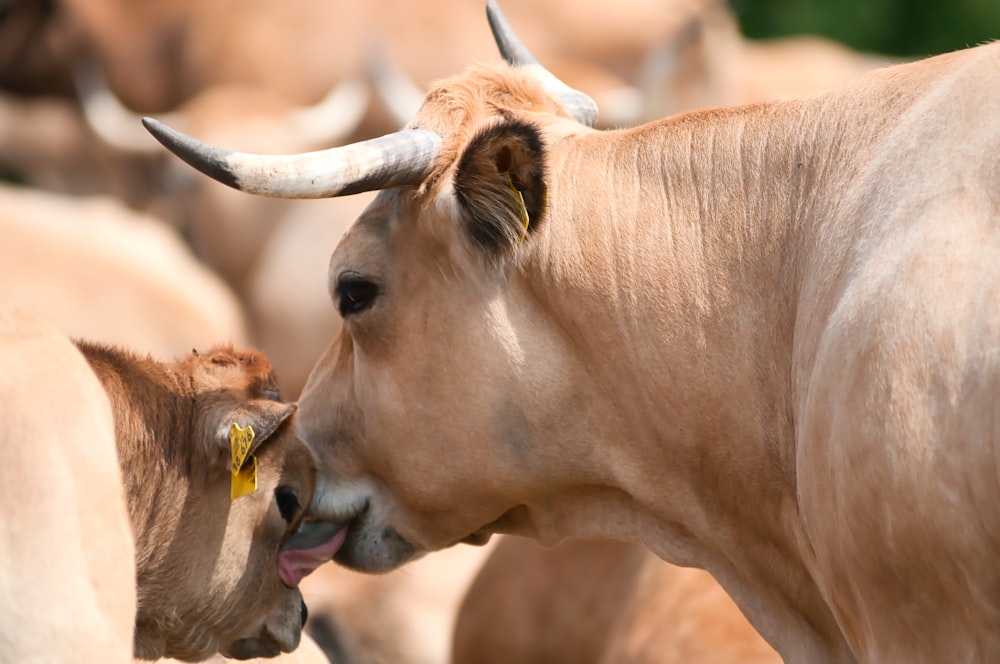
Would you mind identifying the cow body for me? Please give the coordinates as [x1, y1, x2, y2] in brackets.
[145, 12, 1000, 661]
[0, 305, 136, 663]
[299, 43, 1000, 662]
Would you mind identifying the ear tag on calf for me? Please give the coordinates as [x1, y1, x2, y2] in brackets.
[503, 171, 530, 243]
[229, 423, 258, 501]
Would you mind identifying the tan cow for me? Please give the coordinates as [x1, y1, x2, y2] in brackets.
[76, 340, 331, 660]
[144, 2, 1000, 661]
[0, 307, 331, 661]
[0, 304, 136, 663]
[454, 537, 779, 664]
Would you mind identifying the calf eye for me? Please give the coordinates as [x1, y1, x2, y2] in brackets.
[336, 275, 378, 317]
[274, 486, 301, 524]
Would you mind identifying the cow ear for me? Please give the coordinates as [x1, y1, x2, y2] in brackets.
[453, 119, 547, 259]
[210, 400, 298, 470]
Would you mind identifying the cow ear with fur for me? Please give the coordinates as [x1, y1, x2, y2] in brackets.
[207, 400, 298, 471]
[453, 119, 547, 259]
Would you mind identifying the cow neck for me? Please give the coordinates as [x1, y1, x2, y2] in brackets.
[525, 100, 870, 660]
[75, 343, 200, 590]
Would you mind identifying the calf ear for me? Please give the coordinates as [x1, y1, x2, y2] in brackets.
[453, 119, 546, 259]
[209, 400, 298, 470]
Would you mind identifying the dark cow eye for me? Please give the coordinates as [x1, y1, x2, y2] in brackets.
[274, 486, 301, 524]
[336, 275, 378, 317]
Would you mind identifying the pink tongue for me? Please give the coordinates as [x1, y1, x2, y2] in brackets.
[277, 525, 348, 587]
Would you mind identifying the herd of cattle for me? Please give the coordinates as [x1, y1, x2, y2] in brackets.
[2, 0, 997, 662]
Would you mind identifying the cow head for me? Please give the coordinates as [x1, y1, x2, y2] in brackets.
[143, 1, 605, 574]
[127, 346, 337, 661]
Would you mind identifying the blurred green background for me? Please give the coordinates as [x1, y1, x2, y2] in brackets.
[732, 0, 1000, 57]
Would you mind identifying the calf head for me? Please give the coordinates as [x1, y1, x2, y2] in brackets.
[126, 346, 335, 661]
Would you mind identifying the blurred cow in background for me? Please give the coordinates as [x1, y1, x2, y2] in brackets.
[0, 182, 248, 359]
[635, 1, 902, 121]
[454, 537, 780, 664]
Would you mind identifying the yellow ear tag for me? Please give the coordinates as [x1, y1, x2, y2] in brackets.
[503, 171, 530, 243]
[229, 423, 257, 501]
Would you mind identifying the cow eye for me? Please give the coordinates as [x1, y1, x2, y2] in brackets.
[274, 486, 301, 524]
[336, 275, 378, 317]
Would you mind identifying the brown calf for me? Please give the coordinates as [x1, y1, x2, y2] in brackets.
[76, 342, 327, 661]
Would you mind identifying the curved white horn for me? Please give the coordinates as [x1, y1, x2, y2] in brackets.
[142, 117, 441, 198]
[485, 0, 598, 127]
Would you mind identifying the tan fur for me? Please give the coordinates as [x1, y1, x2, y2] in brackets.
[296, 41, 1000, 663]
[0, 304, 136, 663]
[0, 183, 248, 360]
[78, 341, 317, 661]
[454, 536, 779, 664]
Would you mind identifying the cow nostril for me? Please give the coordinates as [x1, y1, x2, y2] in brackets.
[300, 600, 308, 627]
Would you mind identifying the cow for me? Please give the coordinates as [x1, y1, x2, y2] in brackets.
[453, 536, 779, 664]
[74, 339, 334, 660]
[0, 302, 342, 660]
[142, 2, 1000, 661]
[0, 304, 136, 663]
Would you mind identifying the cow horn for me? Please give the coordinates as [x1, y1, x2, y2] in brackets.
[142, 118, 442, 198]
[485, 0, 598, 127]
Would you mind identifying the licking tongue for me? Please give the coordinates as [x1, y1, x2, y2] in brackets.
[277, 521, 348, 587]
